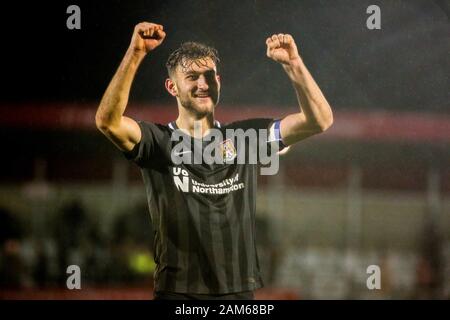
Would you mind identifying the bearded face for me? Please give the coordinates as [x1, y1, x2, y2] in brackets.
[169, 57, 220, 116]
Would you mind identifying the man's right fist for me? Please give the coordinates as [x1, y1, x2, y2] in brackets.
[129, 22, 166, 55]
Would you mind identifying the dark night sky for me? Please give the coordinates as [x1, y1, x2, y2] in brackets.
[1, 0, 449, 113]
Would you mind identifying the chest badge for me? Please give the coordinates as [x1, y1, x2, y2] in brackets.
[220, 139, 237, 162]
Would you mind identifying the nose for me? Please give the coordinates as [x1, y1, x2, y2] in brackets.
[197, 75, 209, 91]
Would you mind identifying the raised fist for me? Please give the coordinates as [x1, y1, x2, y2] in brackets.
[130, 22, 166, 55]
[266, 33, 300, 66]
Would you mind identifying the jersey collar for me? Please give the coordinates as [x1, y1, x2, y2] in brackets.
[168, 120, 221, 131]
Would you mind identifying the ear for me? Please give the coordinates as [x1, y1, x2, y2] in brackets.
[165, 78, 178, 97]
[216, 74, 221, 84]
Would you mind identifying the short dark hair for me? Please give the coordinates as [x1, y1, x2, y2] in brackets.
[166, 41, 220, 76]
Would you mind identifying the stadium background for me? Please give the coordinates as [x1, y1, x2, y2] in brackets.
[0, 0, 449, 299]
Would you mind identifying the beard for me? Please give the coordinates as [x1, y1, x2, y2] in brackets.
[179, 91, 219, 116]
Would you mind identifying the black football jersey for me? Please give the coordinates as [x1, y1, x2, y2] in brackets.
[124, 118, 283, 294]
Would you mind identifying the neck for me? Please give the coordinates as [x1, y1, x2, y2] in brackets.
[176, 109, 215, 138]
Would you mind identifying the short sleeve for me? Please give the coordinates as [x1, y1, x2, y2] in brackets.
[224, 118, 285, 165]
[267, 119, 286, 151]
[123, 121, 165, 167]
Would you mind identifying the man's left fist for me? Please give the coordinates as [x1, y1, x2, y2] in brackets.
[266, 33, 300, 65]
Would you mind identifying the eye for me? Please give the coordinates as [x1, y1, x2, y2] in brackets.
[187, 75, 198, 80]
[205, 70, 215, 78]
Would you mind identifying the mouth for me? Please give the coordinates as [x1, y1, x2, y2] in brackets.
[194, 92, 211, 98]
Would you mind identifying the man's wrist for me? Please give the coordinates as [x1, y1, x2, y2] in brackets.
[125, 47, 147, 63]
[283, 56, 303, 70]
[283, 56, 305, 79]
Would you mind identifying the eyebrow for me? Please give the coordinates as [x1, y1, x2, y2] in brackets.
[184, 69, 216, 76]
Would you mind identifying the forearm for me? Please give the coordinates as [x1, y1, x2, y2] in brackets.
[96, 49, 145, 129]
[283, 58, 333, 130]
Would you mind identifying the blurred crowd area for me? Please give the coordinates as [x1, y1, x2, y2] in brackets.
[0, 161, 449, 299]
[0, 198, 156, 291]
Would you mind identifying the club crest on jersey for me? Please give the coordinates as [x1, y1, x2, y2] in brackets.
[220, 139, 237, 162]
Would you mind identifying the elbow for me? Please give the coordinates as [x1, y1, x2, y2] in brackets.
[320, 114, 333, 132]
[309, 118, 333, 134]
[95, 113, 106, 132]
[95, 112, 113, 133]
[95, 112, 123, 140]
[316, 110, 333, 132]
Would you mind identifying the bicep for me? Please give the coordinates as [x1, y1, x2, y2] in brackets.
[100, 116, 142, 152]
[280, 113, 323, 146]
